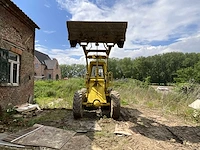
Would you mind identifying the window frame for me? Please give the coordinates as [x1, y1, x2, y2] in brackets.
[90, 65, 104, 78]
[0, 50, 20, 86]
[8, 51, 20, 86]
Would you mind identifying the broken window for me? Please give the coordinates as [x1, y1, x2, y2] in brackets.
[0, 48, 20, 86]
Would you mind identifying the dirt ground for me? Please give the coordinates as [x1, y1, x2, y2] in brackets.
[1, 104, 200, 150]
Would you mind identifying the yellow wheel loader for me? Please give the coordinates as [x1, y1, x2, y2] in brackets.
[67, 21, 127, 119]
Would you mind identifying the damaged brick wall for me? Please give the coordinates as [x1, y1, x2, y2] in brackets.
[0, 3, 36, 109]
[34, 56, 46, 77]
[52, 59, 61, 80]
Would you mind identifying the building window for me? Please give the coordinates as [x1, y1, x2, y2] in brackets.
[0, 48, 20, 86]
[48, 74, 51, 79]
[56, 74, 59, 80]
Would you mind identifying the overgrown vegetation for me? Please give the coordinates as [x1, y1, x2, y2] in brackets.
[34, 78, 85, 108]
[33, 78, 200, 123]
[0, 78, 199, 134]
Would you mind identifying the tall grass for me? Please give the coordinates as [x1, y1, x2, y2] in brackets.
[34, 78, 84, 108]
[113, 78, 200, 122]
[113, 79, 161, 108]
[34, 78, 200, 122]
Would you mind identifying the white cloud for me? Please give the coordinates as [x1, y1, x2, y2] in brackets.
[35, 44, 86, 64]
[51, 0, 200, 64]
[43, 30, 56, 34]
[44, 4, 50, 8]
[35, 33, 200, 65]
[169, 33, 200, 53]
[35, 44, 50, 54]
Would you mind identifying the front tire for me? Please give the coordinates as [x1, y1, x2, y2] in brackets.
[110, 91, 120, 119]
[73, 90, 83, 119]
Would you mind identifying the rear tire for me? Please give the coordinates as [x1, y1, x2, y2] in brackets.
[110, 91, 120, 119]
[73, 90, 83, 119]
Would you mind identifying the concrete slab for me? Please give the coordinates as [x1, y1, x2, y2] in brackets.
[189, 99, 200, 109]
[8, 125, 76, 149]
[0, 133, 25, 148]
[114, 122, 133, 136]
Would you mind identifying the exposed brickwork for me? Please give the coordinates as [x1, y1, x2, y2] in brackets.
[51, 59, 61, 80]
[34, 57, 61, 80]
[34, 56, 46, 76]
[0, 1, 38, 109]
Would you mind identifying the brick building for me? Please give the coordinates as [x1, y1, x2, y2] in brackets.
[0, 0, 39, 109]
[34, 50, 61, 80]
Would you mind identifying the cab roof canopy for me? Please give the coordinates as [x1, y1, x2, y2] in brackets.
[67, 21, 128, 48]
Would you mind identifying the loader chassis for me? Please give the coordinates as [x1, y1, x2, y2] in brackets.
[67, 21, 127, 119]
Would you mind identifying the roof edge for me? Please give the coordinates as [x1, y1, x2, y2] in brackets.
[1, 0, 40, 30]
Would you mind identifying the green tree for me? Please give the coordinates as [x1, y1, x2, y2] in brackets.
[119, 57, 134, 78]
[108, 58, 122, 79]
[60, 64, 85, 78]
[174, 67, 195, 83]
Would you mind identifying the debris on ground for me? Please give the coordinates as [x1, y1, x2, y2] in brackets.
[0, 106, 200, 150]
[156, 86, 169, 91]
[14, 103, 41, 118]
[114, 122, 133, 136]
[2, 124, 102, 150]
[0, 133, 25, 148]
[15, 103, 41, 113]
[189, 99, 200, 109]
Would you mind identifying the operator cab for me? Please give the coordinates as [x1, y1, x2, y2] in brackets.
[89, 60, 106, 79]
[91, 65, 104, 77]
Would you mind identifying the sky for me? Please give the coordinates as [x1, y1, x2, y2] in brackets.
[12, 0, 200, 64]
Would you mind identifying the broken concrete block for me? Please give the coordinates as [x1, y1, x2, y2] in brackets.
[189, 99, 200, 109]
[15, 103, 41, 113]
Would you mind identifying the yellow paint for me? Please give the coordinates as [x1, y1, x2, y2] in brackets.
[93, 100, 101, 107]
[83, 59, 113, 107]
[87, 78, 107, 105]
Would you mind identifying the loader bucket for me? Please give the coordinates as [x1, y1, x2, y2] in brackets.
[67, 21, 128, 48]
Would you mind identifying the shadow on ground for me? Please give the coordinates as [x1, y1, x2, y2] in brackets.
[119, 107, 200, 144]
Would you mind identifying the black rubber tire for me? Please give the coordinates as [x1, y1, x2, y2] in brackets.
[73, 90, 83, 119]
[110, 91, 120, 119]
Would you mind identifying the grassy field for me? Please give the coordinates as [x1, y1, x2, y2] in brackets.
[34, 78, 85, 108]
[34, 78, 200, 123]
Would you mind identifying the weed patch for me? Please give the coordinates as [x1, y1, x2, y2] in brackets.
[34, 78, 200, 123]
[34, 78, 84, 109]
